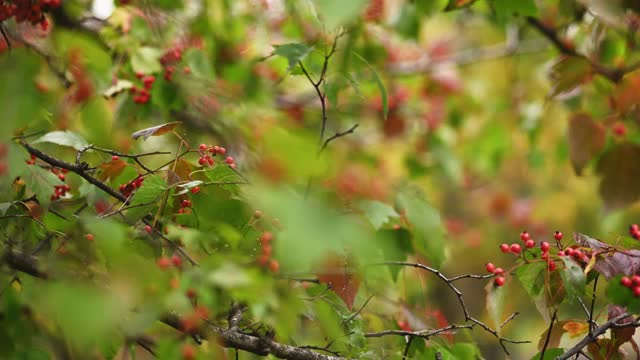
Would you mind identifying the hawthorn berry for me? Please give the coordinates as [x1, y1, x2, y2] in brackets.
[217, 147, 227, 155]
[58, 173, 65, 181]
[540, 242, 551, 252]
[157, 257, 171, 269]
[112, 155, 119, 161]
[85, 233, 94, 241]
[199, 143, 207, 151]
[494, 267, 505, 275]
[198, 157, 206, 165]
[144, 225, 153, 234]
[613, 123, 627, 137]
[621, 276, 633, 288]
[520, 231, 530, 242]
[494, 276, 506, 287]
[268, 259, 280, 273]
[181, 344, 196, 360]
[557, 251, 565, 257]
[190, 186, 200, 194]
[260, 231, 273, 244]
[565, 247, 574, 256]
[525, 239, 535, 248]
[186, 288, 197, 299]
[632, 275, 640, 286]
[547, 261, 556, 272]
[500, 243, 510, 253]
[258, 254, 270, 266]
[634, 286, 640, 297]
[225, 156, 234, 165]
[554, 231, 563, 241]
[171, 254, 182, 267]
[510, 243, 522, 254]
[485, 262, 496, 273]
[262, 244, 272, 256]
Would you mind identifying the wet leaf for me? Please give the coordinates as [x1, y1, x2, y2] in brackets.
[131, 122, 181, 140]
[567, 113, 605, 175]
[596, 144, 640, 211]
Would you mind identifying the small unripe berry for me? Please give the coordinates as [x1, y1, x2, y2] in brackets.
[485, 262, 496, 273]
[554, 231, 563, 241]
[525, 239, 535, 248]
[171, 254, 182, 267]
[144, 225, 153, 234]
[157, 257, 171, 269]
[494, 276, 506, 287]
[112, 155, 120, 161]
[541, 242, 551, 252]
[500, 243, 510, 253]
[85, 233, 94, 241]
[621, 276, 633, 288]
[510, 243, 522, 254]
[520, 231, 530, 242]
[494, 267, 505, 275]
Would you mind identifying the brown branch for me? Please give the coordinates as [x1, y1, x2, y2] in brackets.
[3, 249, 49, 279]
[557, 313, 640, 360]
[539, 310, 558, 360]
[319, 124, 359, 154]
[365, 323, 473, 339]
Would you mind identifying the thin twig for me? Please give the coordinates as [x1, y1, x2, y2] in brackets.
[540, 309, 558, 360]
[318, 124, 359, 154]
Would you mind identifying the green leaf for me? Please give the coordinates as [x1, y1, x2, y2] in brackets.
[485, 280, 505, 332]
[516, 261, 546, 297]
[396, 189, 446, 267]
[312, 0, 369, 30]
[560, 257, 586, 301]
[375, 229, 413, 280]
[490, 0, 538, 20]
[21, 166, 64, 207]
[358, 200, 398, 229]
[273, 43, 313, 73]
[353, 52, 388, 119]
[531, 348, 565, 360]
[449, 343, 483, 358]
[204, 164, 245, 184]
[131, 47, 163, 74]
[549, 57, 592, 97]
[33, 131, 89, 151]
[126, 175, 167, 220]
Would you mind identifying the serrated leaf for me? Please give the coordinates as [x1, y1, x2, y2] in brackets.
[516, 261, 546, 297]
[131, 47, 162, 74]
[353, 52, 388, 119]
[575, 233, 640, 279]
[560, 256, 586, 301]
[312, 0, 369, 30]
[485, 280, 505, 332]
[273, 43, 313, 73]
[396, 189, 445, 267]
[204, 164, 244, 184]
[596, 144, 640, 212]
[549, 56, 592, 97]
[102, 79, 133, 98]
[359, 200, 398, 230]
[33, 131, 89, 151]
[131, 122, 181, 140]
[567, 113, 606, 175]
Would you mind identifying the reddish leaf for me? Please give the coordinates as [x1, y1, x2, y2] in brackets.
[574, 233, 640, 279]
[596, 144, 640, 211]
[567, 113, 605, 175]
[131, 122, 181, 140]
[98, 159, 127, 181]
[609, 305, 635, 345]
[316, 254, 360, 310]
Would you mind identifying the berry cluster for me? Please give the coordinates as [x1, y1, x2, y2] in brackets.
[0, 0, 61, 30]
[49, 166, 70, 200]
[630, 224, 640, 240]
[484, 262, 506, 286]
[157, 254, 183, 269]
[130, 73, 155, 104]
[118, 176, 145, 198]
[160, 46, 183, 81]
[258, 230, 279, 273]
[197, 143, 236, 169]
[178, 198, 192, 214]
[500, 230, 562, 271]
[620, 275, 640, 297]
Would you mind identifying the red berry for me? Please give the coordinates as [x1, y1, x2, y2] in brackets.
[485, 262, 496, 273]
[613, 122, 627, 137]
[541, 251, 550, 260]
[632, 275, 640, 286]
[525, 239, 535, 248]
[198, 157, 206, 165]
[494, 267, 505, 275]
[565, 248, 574, 256]
[500, 243, 510, 253]
[183, 66, 191, 74]
[260, 231, 273, 244]
[85, 233, 94, 241]
[520, 231, 530, 242]
[262, 244, 272, 256]
[186, 288, 197, 299]
[199, 143, 207, 151]
[633, 286, 640, 297]
[494, 276, 506, 287]
[181, 344, 196, 360]
[254, 210, 263, 218]
[622, 276, 633, 288]
[142, 75, 155, 89]
[557, 251, 565, 257]
[144, 225, 153, 234]
[547, 260, 556, 271]
[181, 199, 190, 208]
[157, 257, 171, 269]
[217, 147, 227, 155]
[207, 157, 214, 166]
[190, 186, 200, 194]
[541, 242, 551, 252]
[225, 156, 234, 165]
[112, 155, 120, 161]
[554, 231, 563, 241]
[258, 254, 270, 266]
[171, 254, 182, 267]
[136, 71, 144, 79]
[510, 243, 522, 254]
[58, 173, 65, 181]
[268, 259, 280, 273]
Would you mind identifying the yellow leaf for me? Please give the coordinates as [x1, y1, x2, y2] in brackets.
[563, 321, 589, 338]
